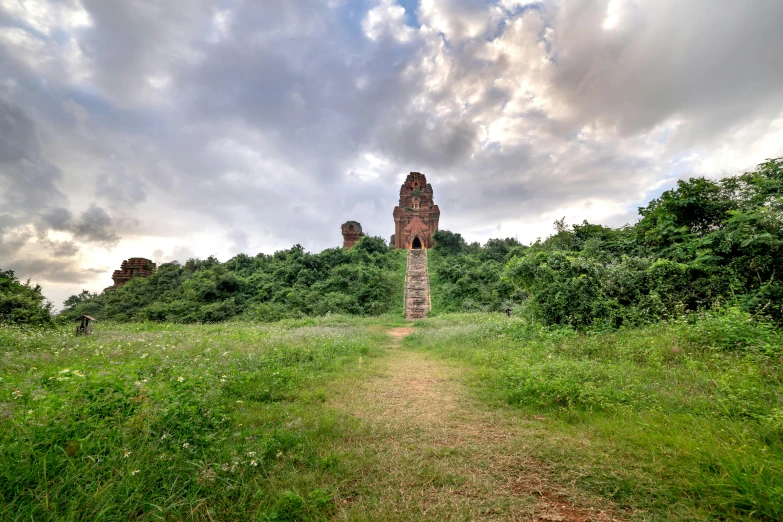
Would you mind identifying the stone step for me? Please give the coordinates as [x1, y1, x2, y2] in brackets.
[404, 248, 431, 320]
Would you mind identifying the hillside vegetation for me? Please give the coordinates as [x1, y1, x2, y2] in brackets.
[44, 157, 781, 330]
[60, 236, 406, 323]
[430, 158, 783, 328]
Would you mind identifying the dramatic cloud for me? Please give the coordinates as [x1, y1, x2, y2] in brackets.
[1, 0, 782, 308]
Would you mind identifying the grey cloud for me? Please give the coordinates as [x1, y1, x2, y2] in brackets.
[72, 205, 120, 247]
[0, 98, 66, 209]
[1, 0, 782, 303]
[95, 169, 147, 206]
[549, 0, 783, 140]
[4, 258, 105, 284]
[38, 207, 73, 234]
[0, 227, 33, 257]
[49, 240, 80, 258]
[36, 205, 119, 248]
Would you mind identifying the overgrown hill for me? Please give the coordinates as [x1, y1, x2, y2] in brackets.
[56, 157, 783, 327]
[429, 158, 783, 327]
[60, 236, 407, 323]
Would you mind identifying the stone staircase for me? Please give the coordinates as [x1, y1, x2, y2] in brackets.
[404, 249, 431, 320]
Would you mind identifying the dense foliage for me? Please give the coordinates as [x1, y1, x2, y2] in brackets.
[61, 236, 406, 323]
[432, 158, 783, 328]
[0, 269, 53, 326]
[428, 231, 526, 313]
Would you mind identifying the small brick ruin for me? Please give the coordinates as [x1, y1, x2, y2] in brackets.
[110, 257, 156, 288]
[393, 172, 440, 249]
[341, 221, 364, 249]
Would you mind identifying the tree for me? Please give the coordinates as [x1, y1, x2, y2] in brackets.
[0, 270, 53, 326]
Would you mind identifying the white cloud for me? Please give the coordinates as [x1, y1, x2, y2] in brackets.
[363, 0, 415, 43]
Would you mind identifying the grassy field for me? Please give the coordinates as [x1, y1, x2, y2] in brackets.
[2, 311, 782, 520]
[0, 316, 404, 521]
[409, 311, 783, 520]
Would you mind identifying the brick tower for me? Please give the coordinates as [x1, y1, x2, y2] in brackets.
[392, 172, 440, 249]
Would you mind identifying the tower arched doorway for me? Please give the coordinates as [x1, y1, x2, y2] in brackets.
[412, 237, 422, 249]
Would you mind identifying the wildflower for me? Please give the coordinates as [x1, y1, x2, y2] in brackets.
[250, 460, 258, 467]
[220, 378, 227, 383]
[182, 443, 190, 449]
[135, 381, 142, 386]
[276, 450, 283, 459]
[161, 433, 169, 439]
[141, 353, 148, 358]
[246, 451, 256, 457]
[123, 451, 132, 458]
[27, 409, 33, 415]
[177, 376, 184, 382]
[159, 454, 166, 460]
[131, 469, 140, 476]
[12, 389, 22, 399]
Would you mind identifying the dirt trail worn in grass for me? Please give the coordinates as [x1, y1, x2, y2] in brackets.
[330, 327, 621, 521]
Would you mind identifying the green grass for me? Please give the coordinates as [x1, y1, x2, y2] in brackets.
[0, 315, 395, 521]
[3, 310, 782, 520]
[407, 312, 783, 520]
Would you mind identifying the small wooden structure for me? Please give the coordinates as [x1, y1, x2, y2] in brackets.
[75, 315, 96, 336]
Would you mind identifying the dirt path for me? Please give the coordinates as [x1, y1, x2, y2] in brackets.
[329, 327, 621, 521]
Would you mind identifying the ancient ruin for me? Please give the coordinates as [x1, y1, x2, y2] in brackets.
[393, 172, 440, 249]
[110, 258, 156, 288]
[341, 221, 364, 249]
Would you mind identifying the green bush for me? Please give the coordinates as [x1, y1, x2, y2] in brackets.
[61, 240, 406, 323]
[0, 269, 53, 326]
[430, 158, 783, 328]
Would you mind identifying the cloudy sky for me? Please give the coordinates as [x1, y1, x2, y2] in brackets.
[2, 0, 783, 308]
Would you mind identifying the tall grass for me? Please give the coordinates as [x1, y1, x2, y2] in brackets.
[0, 316, 385, 521]
[409, 309, 783, 520]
